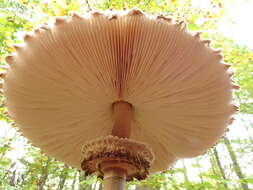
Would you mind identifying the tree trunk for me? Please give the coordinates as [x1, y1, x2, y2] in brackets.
[79, 171, 85, 190]
[78, 171, 92, 190]
[195, 158, 204, 184]
[3, 162, 15, 185]
[208, 150, 222, 189]
[182, 160, 189, 183]
[224, 136, 249, 190]
[208, 150, 217, 176]
[135, 185, 152, 190]
[213, 148, 229, 189]
[98, 182, 103, 190]
[9, 169, 16, 186]
[38, 156, 51, 190]
[57, 165, 69, 190]
[93, 181, 102, 190]
[71, 170, 78, 190]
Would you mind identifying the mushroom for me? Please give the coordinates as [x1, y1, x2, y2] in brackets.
[3, 10, 238, 190]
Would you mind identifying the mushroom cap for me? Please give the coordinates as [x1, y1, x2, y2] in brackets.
[3, 10, 235, 173]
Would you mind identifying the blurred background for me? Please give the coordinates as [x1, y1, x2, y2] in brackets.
[0, 0, 252, 189]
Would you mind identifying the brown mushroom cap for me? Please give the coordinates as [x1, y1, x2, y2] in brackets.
[3, 10, 236, 173]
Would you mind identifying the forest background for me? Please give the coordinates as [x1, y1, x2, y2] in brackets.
[0, 0, 253, 190]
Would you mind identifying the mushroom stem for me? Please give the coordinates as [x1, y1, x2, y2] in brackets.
[103, 167, 126, 190]
[112, 101, 132, 138]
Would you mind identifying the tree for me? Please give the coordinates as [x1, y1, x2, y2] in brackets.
[71, 170, 78, 190]
[57, 165, 69, 190]
[182, 160, 190, 183]
[0, 0, 253, 190]
[223, 136, 249, 190]
[212, 148, 229, 189]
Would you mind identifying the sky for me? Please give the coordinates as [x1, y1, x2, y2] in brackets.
[218, 0, 253, 49]
[192, 0, 253, 49]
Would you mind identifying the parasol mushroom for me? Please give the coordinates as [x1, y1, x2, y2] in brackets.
[2, 10, 238, 190]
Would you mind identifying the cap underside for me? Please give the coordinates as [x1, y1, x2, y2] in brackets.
[3, 10, 235, 173]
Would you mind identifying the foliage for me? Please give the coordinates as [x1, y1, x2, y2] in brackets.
[0, 0, 252, 190]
